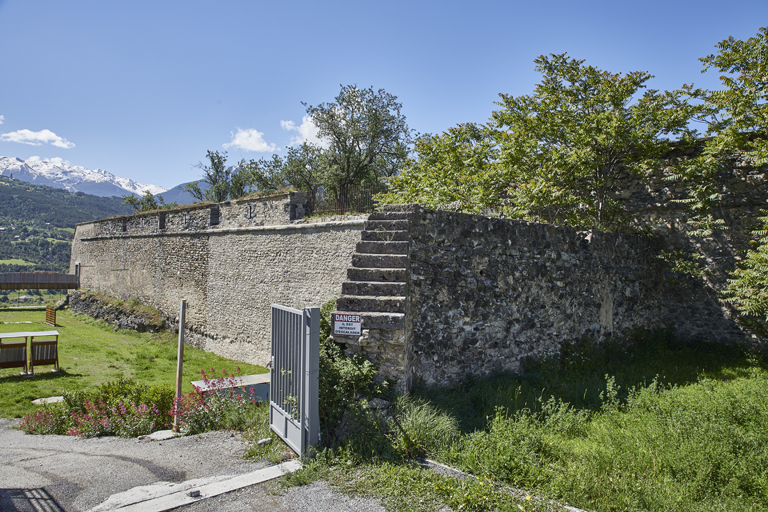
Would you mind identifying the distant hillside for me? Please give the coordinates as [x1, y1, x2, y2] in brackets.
[158, 181, 209, 205]
[0, 177, 132, 273]
[0, 176, 131, 228]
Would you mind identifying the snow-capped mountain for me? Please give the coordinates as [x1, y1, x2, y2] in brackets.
[0, 156, 166, 198]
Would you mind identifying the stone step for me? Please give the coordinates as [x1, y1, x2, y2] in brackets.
[355, 241, 409, 255]
[364, 219, 409, 231]
[351, 253, 407, 269]
[337, 295, 405, 313]
[341, 280, 406, 296]
[367, 211, 411, 221]
[382, 204, 417, 213]
[333, 311, 405, 330]
[361, 230, 409, 242]
[347, 267, 406, 282]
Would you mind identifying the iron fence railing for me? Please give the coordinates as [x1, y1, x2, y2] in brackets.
[306, 184, 388, 216]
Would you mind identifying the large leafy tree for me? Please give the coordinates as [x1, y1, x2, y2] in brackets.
[685, 27, 768, 325]
[494, 54, 694, 229]
[247, 85, 412, 200]
[381, 54, 694, 229]
[671, 27, 768, 236]
[185, 150, 254, 203]
[122, 191, 178, 212]
[379, 123, 500, 213]
[307, 85, 411, 190]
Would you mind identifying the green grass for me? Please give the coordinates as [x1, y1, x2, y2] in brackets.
[0, 308, 267, 418]
[0, 259, 34, 266]
[285, 330, 768, 512]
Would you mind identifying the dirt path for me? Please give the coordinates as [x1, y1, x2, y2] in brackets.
[0, 419, 384, 512]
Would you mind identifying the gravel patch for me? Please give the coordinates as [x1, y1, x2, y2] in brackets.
[0, 418, 386, 512]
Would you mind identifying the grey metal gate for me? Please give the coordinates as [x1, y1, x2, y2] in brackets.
[269, 304, 319, 457]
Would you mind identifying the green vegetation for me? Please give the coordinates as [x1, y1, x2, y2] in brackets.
[0, 177, 130, 272]
[0, 308, 266, 418]
[382, 55, 694, 230]
[283, 328, 768, 512]
[0, 259, 34, 266]
[122, 190, 178, 212]
[193, 86, 412, 206]
[184, 150, 252, 203]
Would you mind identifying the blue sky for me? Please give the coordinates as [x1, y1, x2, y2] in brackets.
[0, 0, 766, 190]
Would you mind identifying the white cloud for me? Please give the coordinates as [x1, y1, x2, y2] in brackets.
[27, 156, 69, 165]
[222, 128, 277, 152]
[0, 129, 75, 148]
[0, 115, 4, 125]
[280, 115, 328, 148]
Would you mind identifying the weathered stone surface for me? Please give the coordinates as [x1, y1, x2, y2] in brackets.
[69, 290, 167, 332]
[70, 158, 766, 390]
[70, 194, 365, 366]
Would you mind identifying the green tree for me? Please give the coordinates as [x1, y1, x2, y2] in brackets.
[246, 85, 412, 206]
[494, 54, 694, 229]
[246, 143, 325, 196]
[722, 209, 768, 330]
[307, 85, 411, 191]
[670, 27, 768, 237]
[381, 54, 695, 229]
[185, 150, 254, 203]
[686, 27, 768, 328]
[379, 123, 500, 213]
[122, 191, 178, 212]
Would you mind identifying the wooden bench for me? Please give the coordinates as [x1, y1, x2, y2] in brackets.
[0, 331, 60, 375]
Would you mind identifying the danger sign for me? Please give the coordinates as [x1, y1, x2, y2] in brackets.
[333, 313, 362, 336]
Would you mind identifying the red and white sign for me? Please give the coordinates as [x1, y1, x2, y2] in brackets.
[333, 313, 362, 336]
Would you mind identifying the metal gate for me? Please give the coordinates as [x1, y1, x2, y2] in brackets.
[269, 304, 319, 457]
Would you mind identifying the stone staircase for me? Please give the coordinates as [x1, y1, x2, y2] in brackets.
[334, 210, 410, 333]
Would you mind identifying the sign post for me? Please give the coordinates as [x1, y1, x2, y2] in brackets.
[172, 299, 186, 433]
[333, 313, 362, 336]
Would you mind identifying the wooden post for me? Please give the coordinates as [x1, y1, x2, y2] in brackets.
[172, 300, 186, 433]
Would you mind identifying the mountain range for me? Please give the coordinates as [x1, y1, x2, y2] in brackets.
[0, 156, 167, 198]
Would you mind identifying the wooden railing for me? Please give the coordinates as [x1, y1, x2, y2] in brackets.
[0, 272, 79, 290]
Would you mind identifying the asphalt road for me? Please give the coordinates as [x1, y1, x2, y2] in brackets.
[0, 419, 385, 512]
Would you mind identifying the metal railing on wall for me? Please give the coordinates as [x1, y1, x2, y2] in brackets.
[306, 184, 387, 216]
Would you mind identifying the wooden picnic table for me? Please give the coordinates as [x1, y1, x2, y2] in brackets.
[0, 330, 60, 374]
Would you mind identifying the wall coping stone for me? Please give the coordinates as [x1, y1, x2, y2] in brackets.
[76, 219, 367, 241]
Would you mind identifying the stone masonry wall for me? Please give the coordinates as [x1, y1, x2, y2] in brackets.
[404, 206, 669, 386]
[70, 192, 365, 366]
[334, 204, 747, 389]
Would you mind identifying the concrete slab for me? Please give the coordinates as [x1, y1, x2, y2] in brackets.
[87, 460, 302, 512]
[31, 396, 64, 405]
[138, 430, 181, 442]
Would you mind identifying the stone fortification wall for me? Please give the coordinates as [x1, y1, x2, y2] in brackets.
[405, 207, 666, 386]
[70, 192, 365, 365]
[331, 204, 747, 390]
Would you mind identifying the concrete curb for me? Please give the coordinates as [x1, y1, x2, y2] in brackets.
[86, 459, 302, 512]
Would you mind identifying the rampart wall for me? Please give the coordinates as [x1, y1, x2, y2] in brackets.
[70, 153, 768, 388]
[70, 193, 365, 365]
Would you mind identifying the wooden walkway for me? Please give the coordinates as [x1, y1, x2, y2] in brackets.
[0, 272, 79, 290]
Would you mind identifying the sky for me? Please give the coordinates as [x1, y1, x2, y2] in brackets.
[1, 1, 767, 190]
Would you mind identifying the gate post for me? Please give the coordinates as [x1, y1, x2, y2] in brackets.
[304, 307, 320, 448]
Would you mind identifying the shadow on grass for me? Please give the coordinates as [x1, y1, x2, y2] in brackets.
[0, 369, 82, 385]
[414, 328, 767, 433]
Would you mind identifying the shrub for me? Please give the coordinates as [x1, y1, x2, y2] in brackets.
[20, 377, 175, 437]
[169, 368, 262, 435]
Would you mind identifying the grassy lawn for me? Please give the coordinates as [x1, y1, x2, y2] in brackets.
[0, 307, 267, 418]
[0, 259, 35, 266]
[283, 330, 768, 512]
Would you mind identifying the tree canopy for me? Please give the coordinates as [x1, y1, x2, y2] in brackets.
[185, 150, 253, 203]
[122, 190, 178, 212]
[381, 54, 695, 229]
[246, 85, 412, 198]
